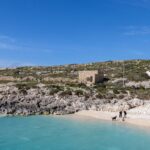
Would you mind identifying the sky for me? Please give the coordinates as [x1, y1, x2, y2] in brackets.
[0, 0, 150, 67]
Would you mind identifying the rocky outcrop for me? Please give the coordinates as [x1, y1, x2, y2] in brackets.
[126, 80, 150, 89]
[128, 104, 150, 115]
[0, 84, 149, 116]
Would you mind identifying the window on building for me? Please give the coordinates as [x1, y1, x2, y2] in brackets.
[86, 76, 93, 82]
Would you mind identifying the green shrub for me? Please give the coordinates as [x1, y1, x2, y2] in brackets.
[113, 89, 120, 94]
[74, 90, 84, 96]
[96, 93, 104, 99]
[16, 82, 37, 90]
[47, 85, 64, 91]
[19, 89, 28, 95]
[49, 88, 59, 95]
[84, 93, 91, 100]
[66, 82, 87, 89]
[59, 90, 72, 97]
[118, 94, 125, 99]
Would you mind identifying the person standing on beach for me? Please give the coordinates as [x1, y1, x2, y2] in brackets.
[124, 111, 127, 118]
[119, 111, 122, 118]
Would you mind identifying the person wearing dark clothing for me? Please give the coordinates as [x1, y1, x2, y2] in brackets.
[119, 111, 122, 118]
[124, 111, 127, 118]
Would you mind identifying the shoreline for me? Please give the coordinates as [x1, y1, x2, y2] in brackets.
[74, 110, 150, 128]
[1, 110, 150, 128]
[0, 114, 7, 118]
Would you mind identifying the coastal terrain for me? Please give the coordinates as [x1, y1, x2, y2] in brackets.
[0, 60, 150, 127]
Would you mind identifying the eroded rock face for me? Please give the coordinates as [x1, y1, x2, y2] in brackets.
[127, 98, 144, 108]
[0, 84, 149, 116]
[126, 80, 150, 89]
[128, 104, 150, 115]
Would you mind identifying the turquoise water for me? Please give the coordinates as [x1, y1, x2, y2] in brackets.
[0, 116, 150, 150]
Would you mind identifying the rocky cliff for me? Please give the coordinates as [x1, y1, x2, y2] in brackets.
[0, 83, 149, 116]
[0, 60, 150, 116]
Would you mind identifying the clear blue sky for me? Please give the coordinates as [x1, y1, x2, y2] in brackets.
[0, 0, 150, 67]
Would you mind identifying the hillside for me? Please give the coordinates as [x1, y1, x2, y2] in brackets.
[0, 59, 150, 98]
[0, 59, 150, 115]
[1, 59, 150, 81]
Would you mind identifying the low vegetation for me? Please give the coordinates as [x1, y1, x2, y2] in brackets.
[0, 59, 150, 99]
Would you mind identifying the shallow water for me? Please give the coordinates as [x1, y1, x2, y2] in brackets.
[0, 116, 150, 150]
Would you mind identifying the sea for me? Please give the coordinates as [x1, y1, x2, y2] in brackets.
[0, 115, 150, 150]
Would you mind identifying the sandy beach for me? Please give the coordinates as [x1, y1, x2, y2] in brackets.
[75, 110, 150, 128]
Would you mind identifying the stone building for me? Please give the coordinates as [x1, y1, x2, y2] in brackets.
[78, 70, 104, 86]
